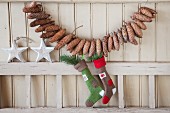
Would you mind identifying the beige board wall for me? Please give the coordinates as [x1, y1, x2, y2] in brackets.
[0, 1, 170, 108]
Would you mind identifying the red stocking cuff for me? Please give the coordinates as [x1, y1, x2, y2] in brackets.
[93, 56, 106, 68]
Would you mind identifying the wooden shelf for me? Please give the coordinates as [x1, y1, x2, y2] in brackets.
[0, 62, 170, 75]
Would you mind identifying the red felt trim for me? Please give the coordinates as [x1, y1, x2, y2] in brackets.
[93, 56, 106, 68]
[102, 95, 110, 104]
[108, 79, 113, 86]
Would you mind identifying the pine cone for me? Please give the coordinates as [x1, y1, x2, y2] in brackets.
[113, 32, 120, 51]
[126, 22, 136, 44]
[117, 29, 124, 45]
[49, 29, 66, 43]
[55, 34, 74, 50]
[131, 12, 152, 22]
[140, 7, 157, 15]
[131, 38, 138, 45]
[108, 36, 113, 52]
[102, 36, 108, 57]
[130, 21, 143, 38]
[139, 7, 153, 18]
[25, 1, 37, 9]
[96, 39, 102, 56]
[134, 19, 147, 30]
[45, 25, 60, 32]
[40, 31, 56, 38]
[72, 39, 86, 55]
[30, 19, 54, 27]
[23, 5, 42, 13]
[67, 38, 81, 51]
[35, 22, 55, 32]
[121, 25, 128, 43]
[89, 39, 96, 57]
[78, 50, 83, 55]
[83, 40, 91, 55]
[27, 12, 50, 19]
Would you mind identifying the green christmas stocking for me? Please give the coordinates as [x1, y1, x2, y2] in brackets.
[60, 55, 104, 107]
[74, 60, 104, 107]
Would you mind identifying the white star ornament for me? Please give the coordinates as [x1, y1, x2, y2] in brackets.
[1, 41, 28, 63]
[30, 39, 54, 63]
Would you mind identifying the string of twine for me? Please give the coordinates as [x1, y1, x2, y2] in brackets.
[14, 37, 34, 43]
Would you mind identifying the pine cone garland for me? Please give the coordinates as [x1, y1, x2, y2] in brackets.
[40, 31, 56, 38]
[27, 12, 50, 19]
[23, 2, 157, 56]
[89, 39, 96, 57]
[83, 40, 91, 55]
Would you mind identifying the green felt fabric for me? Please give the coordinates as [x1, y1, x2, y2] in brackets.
[81, 68, 103, 106]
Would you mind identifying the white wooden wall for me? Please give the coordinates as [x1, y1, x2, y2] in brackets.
[0, 1, 170, 108]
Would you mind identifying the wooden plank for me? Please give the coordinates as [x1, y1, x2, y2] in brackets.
[43, 2, 59, 107]
[0, 76, 13, 108]
[59, 3, 77, 107]
[75, 3, 91, 107]
[0, 62, 170, 75]
[4, 0, 170, 3]
[25, 75, 31, 108]
[9, 2, 27, 108]
[156, 2, 170, 107]
[91, 3, 107, 107]
[26, 2, 45, 107]
[149, 75, 155, 108]
[139, 3, 156, 107]
[123, 3, 140, 107]
[108, 4, 123, 61]
[0, 2, 13, 108]
[107, 3, 123, 107]
[118, 75, 125, 108]
[56, 75, 62, 108]
[43, 3, 59, 62]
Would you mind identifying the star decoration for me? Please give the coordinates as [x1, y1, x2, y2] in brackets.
[30, 39, 54, 62]
[1, 40, 28, 63]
